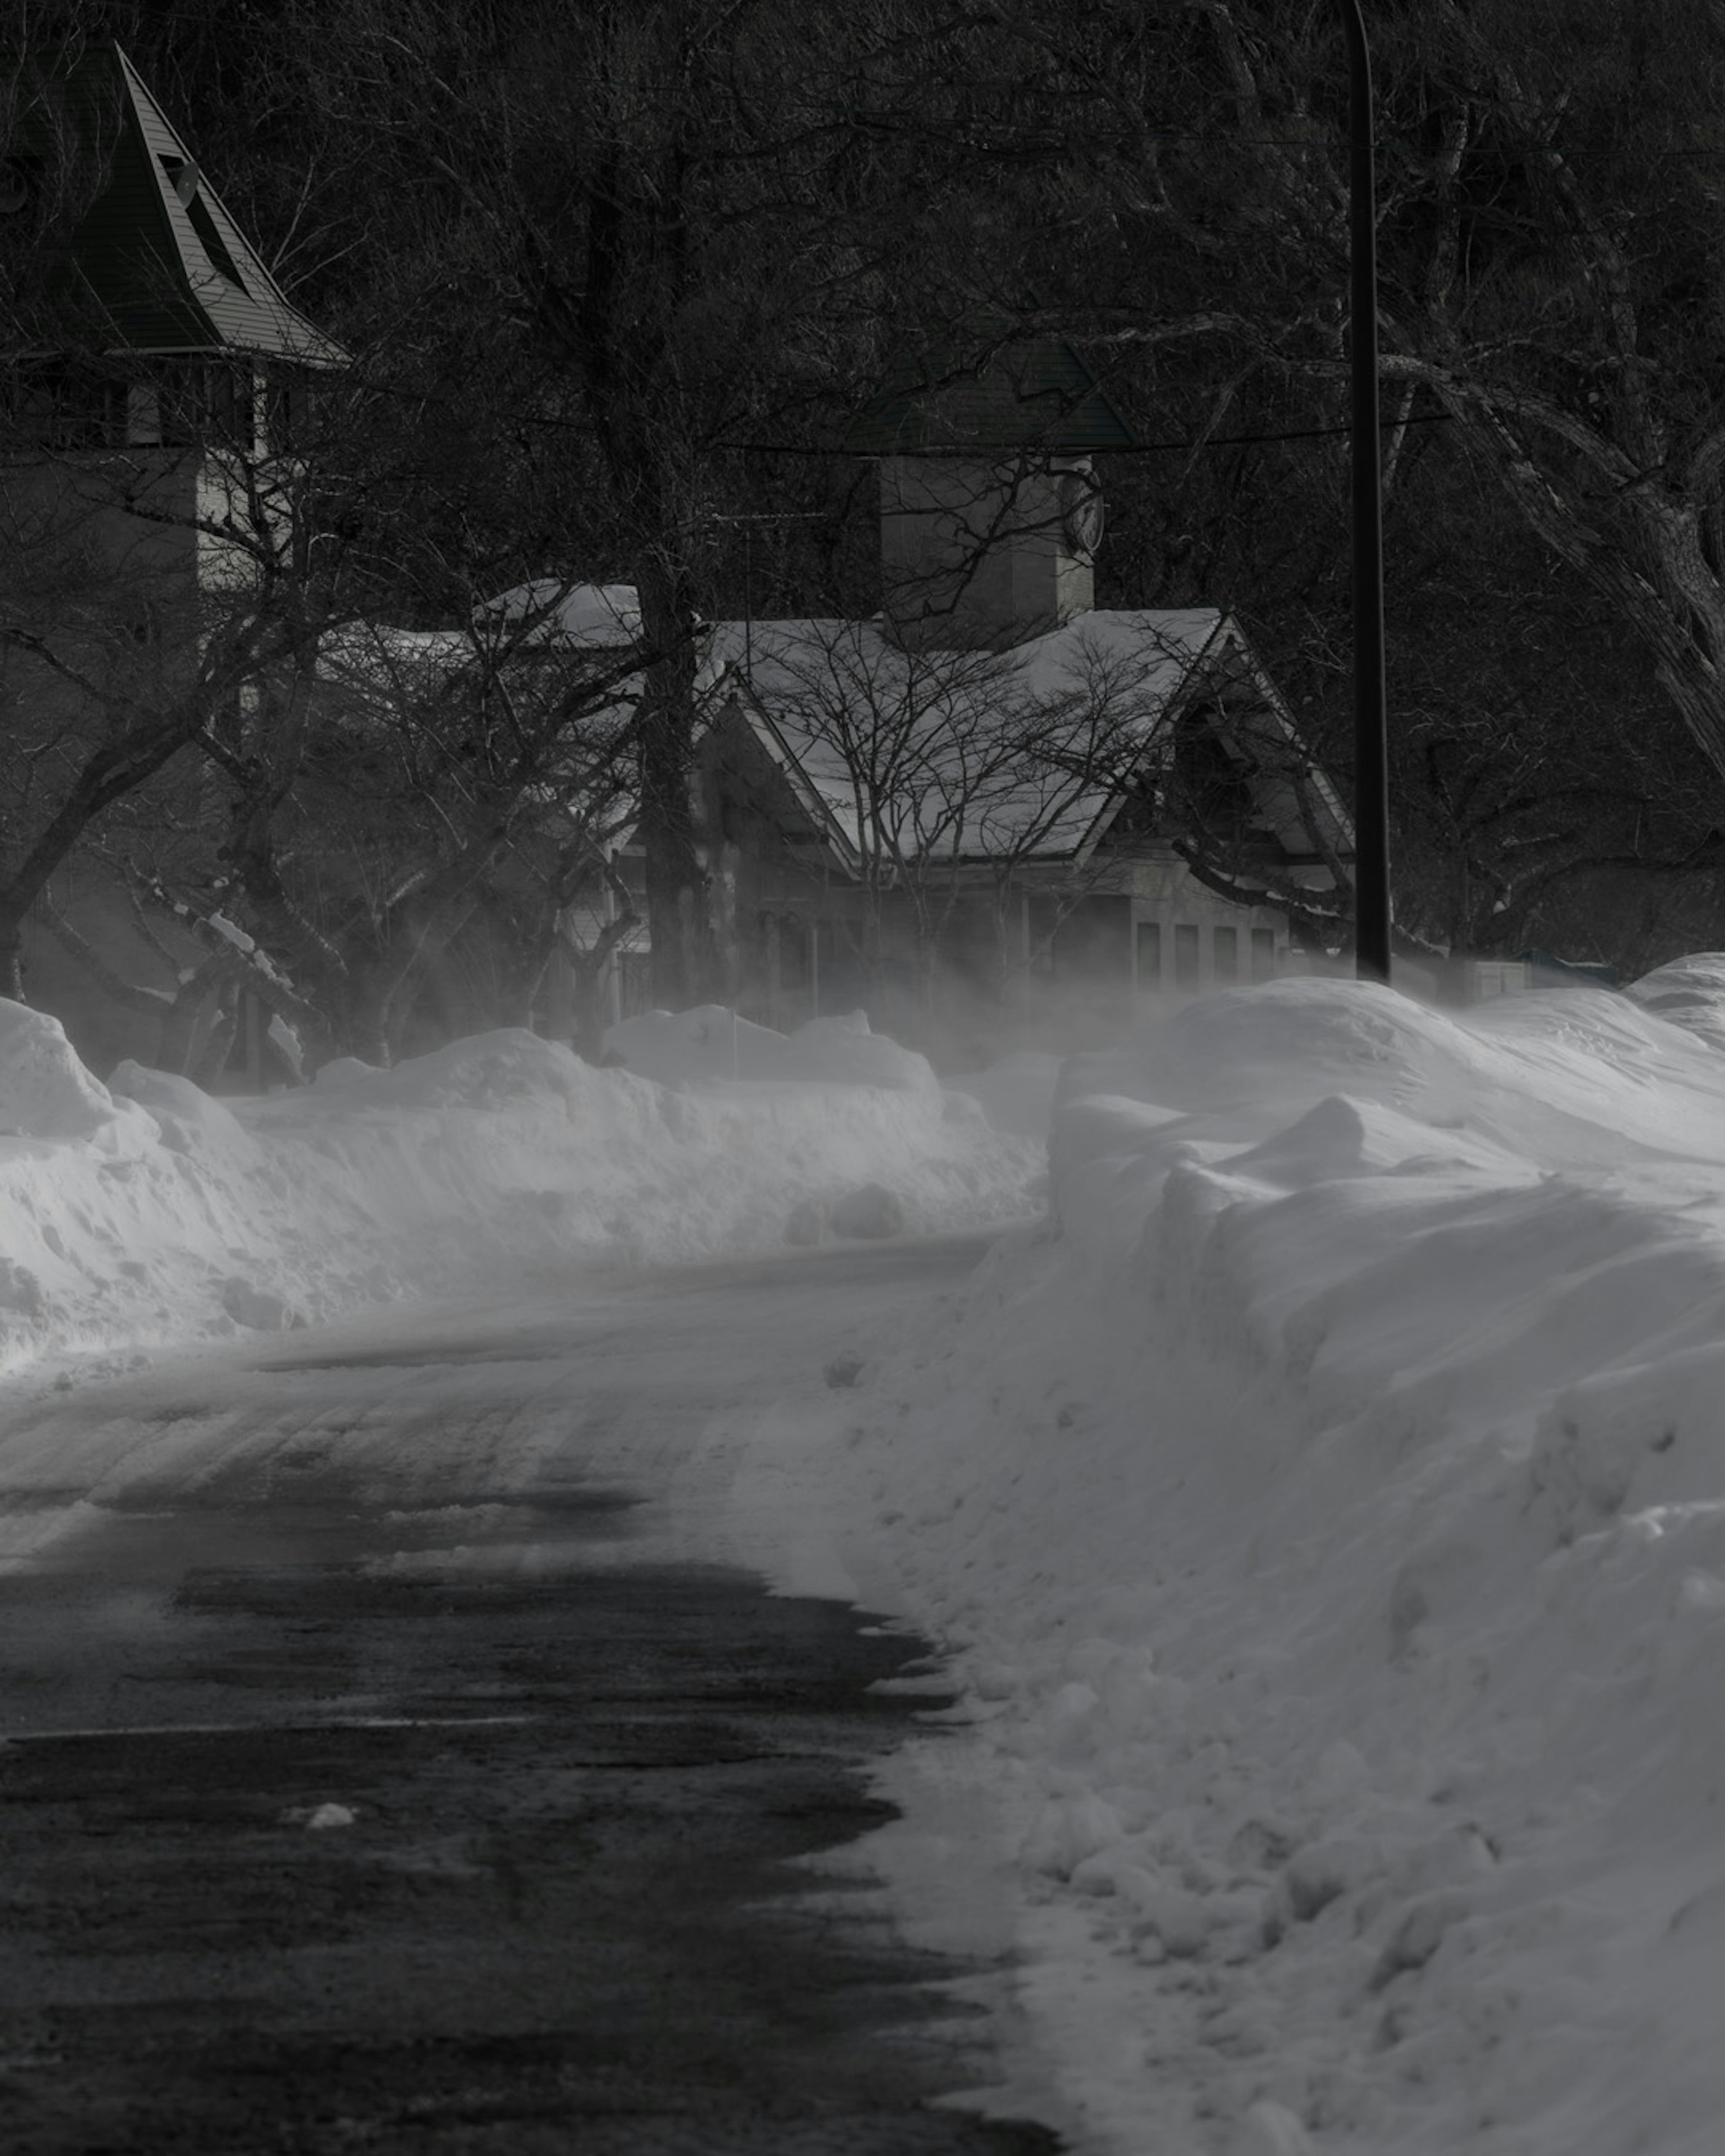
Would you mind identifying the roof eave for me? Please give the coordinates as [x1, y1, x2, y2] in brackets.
[717, 670, 864, 879]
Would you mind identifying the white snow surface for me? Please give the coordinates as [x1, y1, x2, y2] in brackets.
[16, 959, 1725, 2154]
[839, 963, 1725, 2156]
[0, 999, 1041, 1391]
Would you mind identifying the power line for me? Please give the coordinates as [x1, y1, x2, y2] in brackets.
[735, 411, 1457, 456]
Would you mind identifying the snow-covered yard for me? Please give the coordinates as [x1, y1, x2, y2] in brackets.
[7, 963, 1725, 2155]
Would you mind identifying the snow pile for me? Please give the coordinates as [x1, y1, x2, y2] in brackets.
[474, 579, 642, 647]
[0, 1002, 1040, 1384]
[603, 1003, 940, 1093]
[846, 964, 1725, 2156]
[943, 1050, 1065, 1141]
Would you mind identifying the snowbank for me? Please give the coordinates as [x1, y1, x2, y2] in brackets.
[0, 1002, 1040, 1386]
[846, 964, 1725, 2156]
[603, 1003, 941, 1093]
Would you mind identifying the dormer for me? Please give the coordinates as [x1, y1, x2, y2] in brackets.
[842, 328, 1136, 652]
[5, 42, 345, 459]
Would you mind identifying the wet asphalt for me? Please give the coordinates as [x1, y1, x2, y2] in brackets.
[0, 1240, 1065, 2156]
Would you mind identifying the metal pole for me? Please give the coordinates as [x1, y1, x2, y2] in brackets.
[1341, 0, 1392, 985]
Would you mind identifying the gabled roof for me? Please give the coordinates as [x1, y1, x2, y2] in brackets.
[707, 610, 1349, 877]
[474, 582, 644, 649]
[23, 42, 344, 363]
[841, 330, 1137, 456]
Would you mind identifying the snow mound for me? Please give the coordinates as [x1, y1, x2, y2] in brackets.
[290, 1027, 597, 1113]
[0, 1007, 1040, 1386]
[1623, 950, 1725, 1052]
[944, 1050, 1065, 1139]
[844, 968, 1725, 2156]
[474, 580, 641, 646]
[1058, 976, 1483, 1122]
[109, 1061, 260, 1162]
[0, 1002, 140, 1145]
[603, 1004, 938, 1093]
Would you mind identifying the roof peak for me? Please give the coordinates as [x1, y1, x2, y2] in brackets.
[17, 39, 344, 364]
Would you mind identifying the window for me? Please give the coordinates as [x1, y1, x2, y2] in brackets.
[1027, 896, 1060, 975]
[1251, 928, 1276, 981]
[776, 913, 809, 994]
[1135, 919, 1162, 990]
[809, 919, 829, 1014]
[1172, 703, 1259, 838]
[1174, 923, 1199, 990]
[264, 363, 315, 453]
[1212, 925, 1238, 982]
[125, 381, 162, 445]
[10, 360, 124, 449]
[159, 156, 250, 292]
[156, 360, 256, 451]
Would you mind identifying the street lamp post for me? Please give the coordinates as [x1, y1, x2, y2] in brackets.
[1340, 0, 1392, 985]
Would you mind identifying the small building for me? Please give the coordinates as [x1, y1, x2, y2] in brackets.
[4, 40, 343, 576]
[1, 41, 346, 1075]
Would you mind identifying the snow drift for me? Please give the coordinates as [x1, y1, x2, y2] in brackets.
[0, 1001, 1041, 1385]
[846, 963, 1725, 2156]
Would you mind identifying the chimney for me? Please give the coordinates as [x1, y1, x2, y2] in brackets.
[842, 328, 1133, 652]
[880, 453, 1101, 651]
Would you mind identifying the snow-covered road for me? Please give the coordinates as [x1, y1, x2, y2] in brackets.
[0, 1233, 995, 1600]
[0, 1232, 1078, 2156]
[18, 959, 1725, 2154]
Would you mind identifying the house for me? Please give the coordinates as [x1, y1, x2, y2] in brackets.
[696, 332, 1350, 1055]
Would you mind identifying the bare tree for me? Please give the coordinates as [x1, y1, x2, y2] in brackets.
[725, 614, 1252, 1016]
[0, 392, 327, 1007]
[206, 582, 647, 1064]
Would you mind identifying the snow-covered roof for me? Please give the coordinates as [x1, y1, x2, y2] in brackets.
[321, 585, 662, 679]
[707, 610, 1348, 871]
[473, 582, 643, 648]
[317, 582, 658, 694]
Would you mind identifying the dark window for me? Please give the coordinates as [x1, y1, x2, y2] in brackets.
[1104, 783, 1159, 845]
[1213, 925, 1238, 982]
[159, 156, 249, 292]
[1251, 928, 1276, 981]
[10, 360, 124, 449]
[1027, 896, 1060, 975]
[1054, 896, 1129, 982]
[158, 360, 255, 450]
[809, 919, 844, 1014]
[1135, 919, 1162, 990]
[779, 915, 810, 994]
[1174, 923, 1199, 989]
[205, 362, 254, 449]
[264, 363, 315, 452]
[1172, 703, 1258, 838]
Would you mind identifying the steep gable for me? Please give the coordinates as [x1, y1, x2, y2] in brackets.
[24, 43, 343, 362]
[707, 610, 1349, 879]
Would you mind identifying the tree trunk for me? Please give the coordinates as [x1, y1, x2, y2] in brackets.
[0, 920, 26, 1006]
[634, 553, 716, 1009]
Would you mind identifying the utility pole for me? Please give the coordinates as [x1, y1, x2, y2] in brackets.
[1341, 0, 1393, 985]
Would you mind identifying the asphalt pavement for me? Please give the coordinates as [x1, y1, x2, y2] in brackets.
[0, 1237, 1066, 2156]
